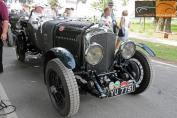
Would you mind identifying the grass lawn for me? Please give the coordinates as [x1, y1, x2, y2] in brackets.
[172, 24, 177, 32]
[130, 19, 177, 40]
[130, 23, 177, 33]
[130, 38, 177, 62]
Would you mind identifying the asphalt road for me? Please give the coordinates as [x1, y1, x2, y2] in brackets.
[0, 47, 177, 118]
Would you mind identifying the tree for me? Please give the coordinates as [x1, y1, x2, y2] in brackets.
[121, 0, 129, 6]
[155, 0, 177, 33]
[48, 0, 58, 15]
[48, 0, 58, 9]
[91, 0, 110, 11]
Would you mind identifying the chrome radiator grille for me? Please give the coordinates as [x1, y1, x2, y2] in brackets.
[88, 33, 116, 74]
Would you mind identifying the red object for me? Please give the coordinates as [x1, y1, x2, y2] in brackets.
[121, 81, 128, 87]
[0, 1, 9, 35]
[164, 32, 169, 39]
[59, 26, 65, 32]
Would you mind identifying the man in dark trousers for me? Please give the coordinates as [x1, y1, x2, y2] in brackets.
[0, 0, 9, 73]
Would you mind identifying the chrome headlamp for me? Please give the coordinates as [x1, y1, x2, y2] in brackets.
[121, 41, 136, 59]
[85, 43, 103, 66]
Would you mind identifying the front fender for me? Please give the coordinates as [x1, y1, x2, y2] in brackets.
[136, 43, 156, 57]
[44, 47, 76, 70]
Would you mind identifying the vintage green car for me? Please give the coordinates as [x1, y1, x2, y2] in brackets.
[14, 15, 155, 117]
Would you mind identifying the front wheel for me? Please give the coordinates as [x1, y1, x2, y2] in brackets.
[45, 59, 80, 117]
[129, 50, 152, 94]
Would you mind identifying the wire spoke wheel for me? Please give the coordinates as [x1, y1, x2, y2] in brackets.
[127, 58, 144, 86]
[129, 50, 152, 94]
[49, 71, 66, 109]
[45, 59, 80, 117]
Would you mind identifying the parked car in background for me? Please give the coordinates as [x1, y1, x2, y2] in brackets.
[7, 9, 29, 47]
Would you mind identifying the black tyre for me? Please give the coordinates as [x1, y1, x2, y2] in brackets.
[129, 50, 152, 94]
[15, 35, 26, 62]
[45, 59, 80, 117]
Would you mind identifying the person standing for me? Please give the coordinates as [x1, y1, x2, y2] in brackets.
[0, 0, 9, 73]
[115, 10, 130, 49]
[119, 10, 130, 41]
[100, 7, 112, 29]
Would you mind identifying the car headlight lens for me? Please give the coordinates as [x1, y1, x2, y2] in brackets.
[85, 43, 103, 65]
[121, 41, 136, 59]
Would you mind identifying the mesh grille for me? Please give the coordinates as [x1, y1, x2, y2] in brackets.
[55, 28, 81, 56]
[88, 33, 116, 74]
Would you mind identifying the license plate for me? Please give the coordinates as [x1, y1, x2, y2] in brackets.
[109, 84, 136, 97]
